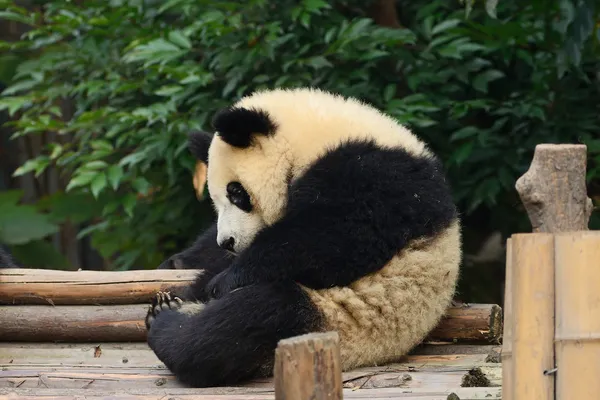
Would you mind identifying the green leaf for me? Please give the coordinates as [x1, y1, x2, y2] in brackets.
[49, 144, 63, 160]
[90, 173, 107, 198]
[450, 126, 478, 141]
[107, 165, 124, 190]
[168, 31, 192, 49]
[472, 70, 505, 93]
[123, 193, 137, 217]
[306, 56, 332, 69]
[485, 0, 498, 18]
[66, 171, 97, 192]
[155, 85, 183, 96]
[0, 96, 32, 116]
[383, 84, 396, 102]
[0, 205, 59, 245]
[132, 177, 150, 196]
[2, 79, 39, 96]
[452, 141, 475, 165]
[84, 160, 108, 170]
[0, 11, 33, 25]
[13, 159, 40, 177]
[431, 19, 461, 36]
[90, 140, 113, 152]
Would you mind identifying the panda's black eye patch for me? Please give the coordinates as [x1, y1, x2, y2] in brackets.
[226, 182, 252, 212]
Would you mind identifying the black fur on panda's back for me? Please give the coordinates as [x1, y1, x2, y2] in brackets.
[0, 245, 18, 268]
[146, 138, 457, 387]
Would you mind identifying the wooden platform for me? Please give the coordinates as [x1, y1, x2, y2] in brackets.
[0, 268, 504, 399]
[0, 342, 502, 399]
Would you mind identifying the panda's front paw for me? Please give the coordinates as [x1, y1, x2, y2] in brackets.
[145, 291, 183, 330]
[205, 268, 244, 300]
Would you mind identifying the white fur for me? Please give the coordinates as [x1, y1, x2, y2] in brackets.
[215, 202, 265, 253]
[205, 87, 462, 371]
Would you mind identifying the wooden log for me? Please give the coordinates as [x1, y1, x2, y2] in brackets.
[427, 303, 503, 343]
[0, 304, 147, 342]
[0, 268, 200, 305]
[273, 332, 342, 400]
[554, 231, 600, 400]
[515, 143, 593, 233]
[501, 238, 513, 400]
[511, 233, 555, 400]
[0, 303, 502, 343]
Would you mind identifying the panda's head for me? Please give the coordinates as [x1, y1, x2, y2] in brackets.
[188, 105, 291, 254]
[188, 88, 430, 254]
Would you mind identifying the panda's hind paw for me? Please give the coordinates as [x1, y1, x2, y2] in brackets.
[145, 291, 184, 330]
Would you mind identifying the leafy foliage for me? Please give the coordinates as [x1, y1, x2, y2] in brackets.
[0, 0, 598, 271]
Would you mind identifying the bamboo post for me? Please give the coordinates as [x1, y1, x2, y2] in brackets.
[554, 232, 600, 399]
[501, 238, 513, 400]
[511, 233, 555, 400]
[274, 332, 343, 400]
[515, 144, 593, 233]
[508, 143, 594, 400]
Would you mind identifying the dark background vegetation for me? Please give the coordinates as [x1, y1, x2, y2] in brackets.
[0, 0, 598, 305]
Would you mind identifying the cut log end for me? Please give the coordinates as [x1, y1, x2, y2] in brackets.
[274, 331, 343, 400]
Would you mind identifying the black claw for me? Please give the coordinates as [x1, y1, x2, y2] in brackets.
[146, 291, 186, 331]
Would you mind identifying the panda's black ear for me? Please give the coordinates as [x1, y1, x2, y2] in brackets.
[212, 106, 277, 148]
[187, 131, 212, 164]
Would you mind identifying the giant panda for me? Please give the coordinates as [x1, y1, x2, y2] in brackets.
[146, 87, 462, 388]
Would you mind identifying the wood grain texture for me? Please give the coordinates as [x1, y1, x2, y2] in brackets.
[0, 387, 503, 400]
[0, 304, 147, 342]
[427, 303, 503, 343]
[274, 332, 342, 400]
[0, 268, 200, 305]
[511, 233, 555, 400]
[515, 143, 593, 233]
[0, 303, 503, 343]
[501, 238, 513, 400]
[0, 342, 502, 398]
[554, 231, 600, 400]
[0, 342, 494, 369]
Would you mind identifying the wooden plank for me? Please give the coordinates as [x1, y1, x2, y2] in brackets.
[501, 238, 513, 400]
[0, 342, 502, 393]
[0, 343, 163, 368]
[554, 232, 600, 400]
[510, 233, 554, 400]
[0, 387, 503, 400]
[0, 268, 199, 305]
[0, 303, 502, 343]
[0, 342, 493, 369]
[0, 366, 502, 392]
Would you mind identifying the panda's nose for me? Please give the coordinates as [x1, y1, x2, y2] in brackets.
[219, 237, 235, 252]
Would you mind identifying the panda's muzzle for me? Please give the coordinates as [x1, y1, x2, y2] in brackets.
[219, 237, 236, 253]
